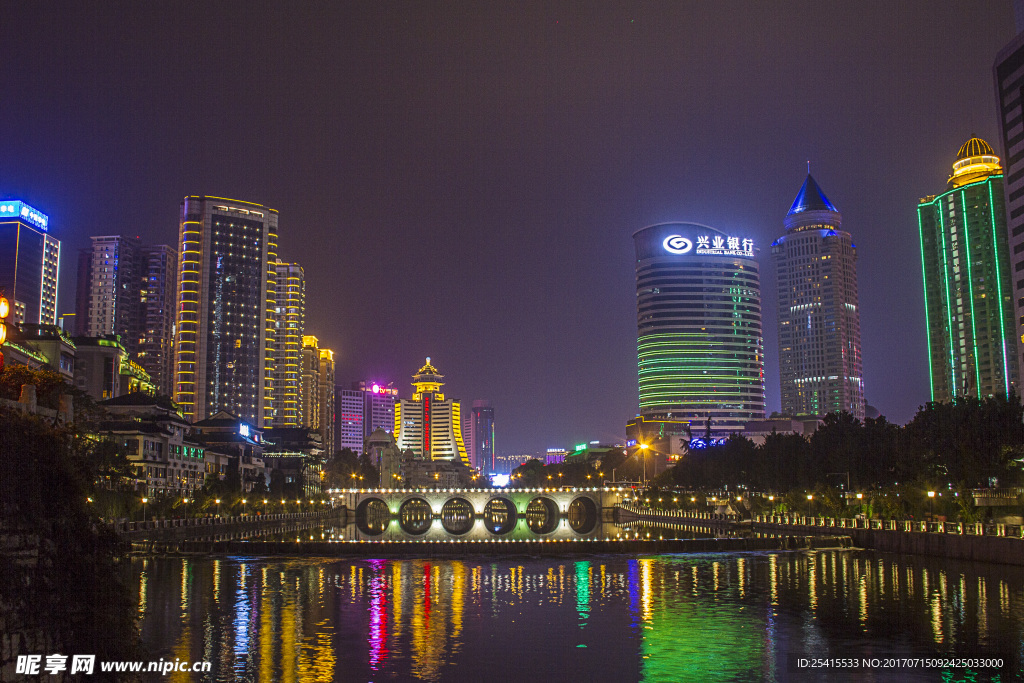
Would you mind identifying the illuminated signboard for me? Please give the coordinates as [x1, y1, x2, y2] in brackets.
[626, 439, 637, 447]
[239, 423, 250, 437]
[663, 233, 752, 257]
[574, 443, 587, 452]
[0, 201, 49, 231]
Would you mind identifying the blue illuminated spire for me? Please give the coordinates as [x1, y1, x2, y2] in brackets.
[787, 174, 839, 215]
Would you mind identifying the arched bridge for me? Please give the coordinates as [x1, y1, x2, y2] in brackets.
[333, 487, 630, 542]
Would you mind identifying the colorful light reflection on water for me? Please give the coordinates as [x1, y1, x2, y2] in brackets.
[133, 550, 1024, 681]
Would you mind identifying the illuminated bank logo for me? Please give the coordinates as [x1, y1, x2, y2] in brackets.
[0, 201, 49, 231]
[662, 235, 692, 254]
[695, 235, 754, 257]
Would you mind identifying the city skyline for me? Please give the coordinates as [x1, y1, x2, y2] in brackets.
[0, 2, 1017, 453]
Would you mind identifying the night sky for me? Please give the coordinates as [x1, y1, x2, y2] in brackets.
[0, 2, 1015, 455]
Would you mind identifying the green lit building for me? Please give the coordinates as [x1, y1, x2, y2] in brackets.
[633, 222, 765, 435]
[918, 138, 1018, 402]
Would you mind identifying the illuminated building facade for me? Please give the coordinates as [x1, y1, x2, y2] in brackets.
[354, 380, 398, 437]
[336, 387, 364, 452]
[271, 262, 305, 426]
[995, 33, 1024, 387]
[173, 196, 278, 425]
[394, 358, 469, 463]
[0, 200, 59, 325]
[467, 399, 495, 473]
[78, 236, 177, 396]
[633, 222, 764, 435]
[298, 336, 336, 455]
[918, 138, 1018, 401]
[772, 174, 865, 419]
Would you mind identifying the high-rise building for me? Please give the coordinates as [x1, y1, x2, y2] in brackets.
[271, 262, 304, 426]
[79, 236, 141, 345]
[395, 358, 470, 463]
[138, 245, 177, 397]
[353, 380, 398, 437]
[918, 138, 1018, 401]
[633, 222, 764, 436]
[467, 399, 495, 473]
[335, 386, 364, 452]
[76, 236, 177, 396]
[0, 200, 59, 325]
[772, 174, 866, 420]
[173, 196, 278, 425]
[298, 335, 336, 455]
[994, 27, 1024, 387]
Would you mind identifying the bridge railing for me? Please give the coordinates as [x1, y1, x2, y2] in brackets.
[617, 503, 742, 522]
[111, 509, 340, 534]
[754, 514, 1024, 538]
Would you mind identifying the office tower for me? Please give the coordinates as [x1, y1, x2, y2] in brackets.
[633, 222, 765, 435]
[271, 262, 305, 426]
[0, 200, 59, 325]
[174, 196, 278, 425]
[467, 399, 495, 473]
[138, 245, 177, 397]
[336, 386, 365, 452]
[394, 358, 470, 462]
[772, 174, 866, 420]
[918, 138, 1017, 401]
[995, 28, 1024, 387]
[353, 380, 398, 437]
[301, 337, 322, 430]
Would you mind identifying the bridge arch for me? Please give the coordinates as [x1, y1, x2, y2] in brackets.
[440, 497, 475, 535]
[525, 496, 559, 534]
[398, 497, 433, 535]
[354, 497, 391, 536]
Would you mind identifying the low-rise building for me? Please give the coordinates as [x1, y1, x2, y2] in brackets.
[73, 334, 155, 400]
[192, 411, 268, 492]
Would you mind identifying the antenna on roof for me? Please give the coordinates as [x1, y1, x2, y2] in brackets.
[807, 160, 811, 174]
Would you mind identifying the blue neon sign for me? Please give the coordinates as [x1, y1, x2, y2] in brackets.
[0, 201, 49, 231]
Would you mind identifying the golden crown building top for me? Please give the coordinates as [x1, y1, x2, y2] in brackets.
[950, 137, 1002, 188]
[412, 356, 445, 400]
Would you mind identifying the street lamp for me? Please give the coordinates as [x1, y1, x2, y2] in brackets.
[182, 498, 189, 518]
[806, 494, 813, 519]
[639, 443, 649, 484]
[215, 498, 221, 517]
[927, 490, 936, 520]
[242, 498, 247, 516]
[141, 497, 148, 523]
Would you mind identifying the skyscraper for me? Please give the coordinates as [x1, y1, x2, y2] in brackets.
[468, 399, 495, 473]
[772, 174, 866, 420]
[76, 236, 177, 396]
[138, 244, 177, 397]
[395, 358, 469, 462]
[335, 386, 364, 452]
[633, 222, 764, 435]
[994, 27, 1024, 387]
[173, 196, 278, 425]
[0, 200, 59, 325]
[355, 380, 398, 437]
[271, 262, 304, 426]
[299, 335, 336, 455]
[918, 138, 1017, 401]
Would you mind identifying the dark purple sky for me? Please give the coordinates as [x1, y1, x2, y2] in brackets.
[0, 2, 1015, 454]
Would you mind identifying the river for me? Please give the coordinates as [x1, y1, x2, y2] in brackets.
[133, 529, 1023, 682]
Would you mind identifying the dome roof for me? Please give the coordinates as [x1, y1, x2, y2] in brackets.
[956, 138, 995, 160]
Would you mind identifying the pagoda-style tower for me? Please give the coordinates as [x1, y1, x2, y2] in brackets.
[394, 358, 469, 463]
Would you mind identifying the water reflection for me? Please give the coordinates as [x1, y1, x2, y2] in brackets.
[134, 544, 1024, 682]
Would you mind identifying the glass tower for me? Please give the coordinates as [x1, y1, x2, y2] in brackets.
[918, 138, 1018, 402]
[633, 222, 765, 435]
[0, 200, 59, 325]
[772, 174, 866, 420]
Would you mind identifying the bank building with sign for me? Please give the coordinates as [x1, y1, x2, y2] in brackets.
[632, 222, 765, 437]
[772, 173, 866, 420]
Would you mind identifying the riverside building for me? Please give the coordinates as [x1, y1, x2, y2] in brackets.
[0, 200, 59, 325]
[772, 174, 866, 420]
[173, 196, 278, 425]
[394, 358, 470, 463]
[918, 138, 1018, 401]
[633, 222, 765, 436]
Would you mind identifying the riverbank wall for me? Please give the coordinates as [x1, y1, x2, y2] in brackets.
[134, 534, 851, 557]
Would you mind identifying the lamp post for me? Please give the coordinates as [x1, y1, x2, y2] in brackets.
[215, 498, 221, 518]
[639, 443, 649, 485]
[182, 497, 189, 519]
[142, 497, 148, 523]
[263, 499, 268, 515]
[242, 498, 247, 516]
[806, 494, 813, 520]
[927, 490, 935, 520]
